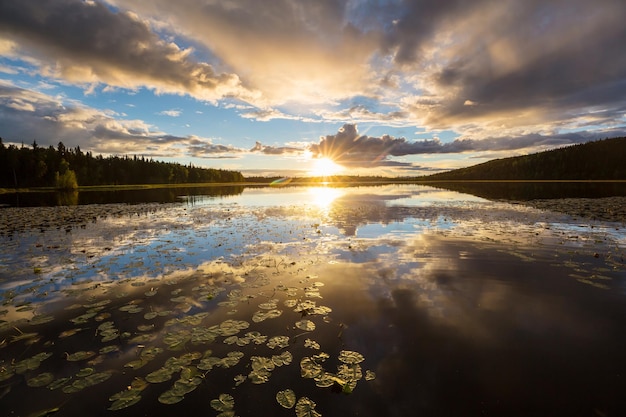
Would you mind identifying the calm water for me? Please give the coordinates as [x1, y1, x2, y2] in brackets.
[0, 184, 624, 417]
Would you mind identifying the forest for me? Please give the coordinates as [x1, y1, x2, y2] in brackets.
[422, 137, 626, 181]
[0, 138, 245, 189]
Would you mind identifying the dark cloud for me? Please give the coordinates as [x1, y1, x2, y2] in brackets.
[382, 0, 480, 64]
[309, 124, 626, 168]
[397, 0, 626, 129]
[0, 0, 255, 101]
[187, 143, 246, 158]
[250, 141, 303, 155]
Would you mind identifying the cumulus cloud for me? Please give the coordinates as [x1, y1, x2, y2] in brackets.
[0, 82, 245, 158]
[309, 124, 626, 168]
[0, 0, 260, 103]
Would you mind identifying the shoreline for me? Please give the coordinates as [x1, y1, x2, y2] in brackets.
[2, 179, 626, 194]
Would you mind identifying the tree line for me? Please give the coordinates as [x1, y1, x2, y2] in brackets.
[0, 138, 245, 189]
[422, 137, 626, 181]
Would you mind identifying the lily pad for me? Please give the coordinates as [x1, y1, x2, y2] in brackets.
[304, 339, 320, 349]
[276, 389, 296, 409]
[26, 372, 55, 387]
[313, 372, 338, 388]
[258, 300, 279, 309]
[163, 330, 191, 350]
[109, 394, 141, 410]
[190, 327, 218, 344]
[219, 351, 244, 368]
[0, 367, 15, 381]
[251, 356, 275, 372]
[272, 351, 293, 367]
[76, 368, 94, 377]
[99, 345, 120, 354]
[295, 319, 316, 331]
[252, 309, 283, 323]
[62, 371, 112, 393]
[300, 357, 323, 379]
[210, 393, 235, 412]
[14, 352, 52, 374]
[30, 314, 54, 325]
[143, 311, 158, 320]
[267, 335, 290, 349]
[145, 368, 173, 383]
[47, 377, 71, 390]
[248, 369, 271, 384]
[197, 357, 221, 371]
[295, 397, 322, 417]
[338, 350, 364, 365]
[217, 319, 250, 336]
[234, 374, 246, 386]
[66, 351, 96, 361]
[244, 331, 267, 344]
[109, 382, 145, 410]
[158, 389, 184, 405]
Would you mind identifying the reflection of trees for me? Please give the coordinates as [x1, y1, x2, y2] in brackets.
[0, 186, 246, 208]
[428, 181, 626, 201]
[55, 190, 78, 206]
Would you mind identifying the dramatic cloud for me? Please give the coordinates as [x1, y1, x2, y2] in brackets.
[310, 124, 626, 168]
[103, 0, 381, 105]
[1, 0, 625, 175]
[101, 0, 626, 137]
[394, 0, 626, 132]
[0, 0, 260, 103]
[0, 82, 245, 158]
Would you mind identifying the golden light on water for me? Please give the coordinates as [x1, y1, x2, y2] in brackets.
[308, 186, 344, 209]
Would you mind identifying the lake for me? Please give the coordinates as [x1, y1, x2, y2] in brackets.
[1, 183, 625, 417]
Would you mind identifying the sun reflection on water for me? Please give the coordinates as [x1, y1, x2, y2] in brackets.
[308, 186, 344, 209]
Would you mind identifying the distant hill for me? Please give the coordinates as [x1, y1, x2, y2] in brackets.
[422, 137, 626, 181]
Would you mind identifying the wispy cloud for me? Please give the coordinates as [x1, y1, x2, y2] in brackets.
[249, 141, 304, 155]
[157, 109, 182, 117]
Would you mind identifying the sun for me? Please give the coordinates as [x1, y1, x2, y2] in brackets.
[309, 157, 344, 177]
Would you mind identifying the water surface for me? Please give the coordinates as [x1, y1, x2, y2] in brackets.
[0, 184, 624, 417]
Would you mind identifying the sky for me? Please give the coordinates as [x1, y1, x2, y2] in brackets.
[1, 0, 625, 177]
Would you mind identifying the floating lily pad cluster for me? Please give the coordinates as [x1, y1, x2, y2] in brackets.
[0, 205, 385, 417]
[1, 352, 52, 382]
[299, 350, 375, 394]
[275, 391, 322, 417]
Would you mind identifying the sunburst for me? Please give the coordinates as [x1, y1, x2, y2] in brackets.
[309, 157, 344, 177]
